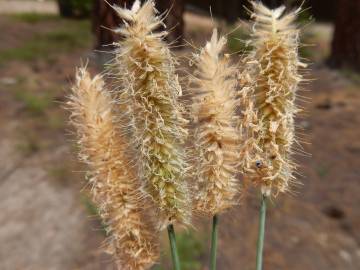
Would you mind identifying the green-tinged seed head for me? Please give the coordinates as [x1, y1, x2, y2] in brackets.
[111, 0, 191, 229]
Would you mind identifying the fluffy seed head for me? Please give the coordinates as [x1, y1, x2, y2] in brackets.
[240, 2, 305, 196]
[68, 67, 158, 270]
[191, 29, 240, 216]
[111, 0, 191, 229]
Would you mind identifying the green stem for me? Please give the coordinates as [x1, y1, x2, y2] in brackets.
[256, 194, 267, 270]
[167, 224, 181, 270]
[210, 214, 219, 270]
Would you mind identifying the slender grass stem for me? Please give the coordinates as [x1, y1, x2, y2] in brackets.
[167, 224, 181, 270]
[256, 194, 267, 270]
[210, 214, 219, 270]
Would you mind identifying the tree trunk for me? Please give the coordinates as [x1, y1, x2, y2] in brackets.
[92, 0, 127, 50]
[308, 0, 336, 22]
[156, 0, 185, 45]
[92, 0, 185, 50]
[329, 0, 360, 70]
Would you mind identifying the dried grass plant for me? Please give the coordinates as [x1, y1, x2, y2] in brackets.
[238, 2, 306, 270]
[190, 29, 241, 269]
[66, 1, 308, 269]
[191, 29, 240, 217]
[110, 0, 191, 231]
[240, 2, 305, 197]
[68, 67, 158, 270]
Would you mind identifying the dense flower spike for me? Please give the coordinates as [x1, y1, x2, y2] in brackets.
[68, 68, 158, 270]
[240, 2, 305, 196]
[111, 0, 191, 229]
[191, 29, 240, 216]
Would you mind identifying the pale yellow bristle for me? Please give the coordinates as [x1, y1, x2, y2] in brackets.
[191, 29, 240, 216]
[111, 0, 191, 229]
[68, 67, 158, 270]
[239, 2, 304, 196]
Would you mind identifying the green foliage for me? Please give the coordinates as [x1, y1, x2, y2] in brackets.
[10, 13, 58, 23]
[152, 230, 205, 270]
[0, 18, 91, 64]
[58, 0, 93, 18]
[14, 90, 51, 115]
[177, 230, 204, 270]
[297, 9, 313, 24]
[227, 27, 251, 54]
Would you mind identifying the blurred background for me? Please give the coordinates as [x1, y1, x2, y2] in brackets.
[0, 0, 359, 269]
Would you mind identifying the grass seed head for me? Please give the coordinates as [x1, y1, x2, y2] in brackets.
[191, 29, 240, 216]
[68, 67, 158, 270]
[240, 2, 305, 196]
[111, 0, 191, 229]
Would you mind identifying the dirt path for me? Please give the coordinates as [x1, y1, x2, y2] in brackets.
[0, 146, 91, 269]
[0, 10, 113, 266]
[0, 0, 57, 14]
[0, 72, 114, 270]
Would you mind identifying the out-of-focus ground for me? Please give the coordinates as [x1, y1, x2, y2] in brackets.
[0, 0, 57, 14]
[0, 1, 359, 270]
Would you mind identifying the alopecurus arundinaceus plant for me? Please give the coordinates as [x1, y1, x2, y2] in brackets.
[191, 29, 240, 216]
[238, 3, 307, 270]
[68, 68, 159, 270]
[240, 2, 306, 196]
[190, 28, 241, 270]
[110, 0, 191, 230]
